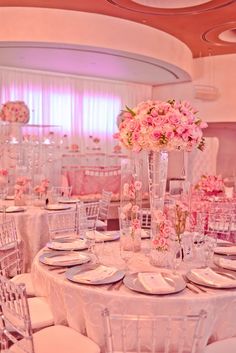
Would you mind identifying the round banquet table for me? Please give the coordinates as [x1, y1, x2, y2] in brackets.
[31, 238, 236, 352]
[1, 201, 51, 270]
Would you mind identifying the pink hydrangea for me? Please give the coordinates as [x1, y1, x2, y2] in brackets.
[115, 99, 207, 152]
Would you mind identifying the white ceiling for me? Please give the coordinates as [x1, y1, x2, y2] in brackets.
[0, 42, 191, 85]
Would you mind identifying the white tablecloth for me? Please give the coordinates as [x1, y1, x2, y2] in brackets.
[2, 202, 50, 270]
[31, 240, 236, 352]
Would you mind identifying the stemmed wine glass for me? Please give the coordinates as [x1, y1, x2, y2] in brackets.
[119, 234, 134, 272]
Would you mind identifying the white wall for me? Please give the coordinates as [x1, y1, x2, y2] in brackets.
[152, 54, 236, 122]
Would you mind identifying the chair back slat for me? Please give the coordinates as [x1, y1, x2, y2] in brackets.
[0, 275, 35, 353]
[102, 309, 207, 353]
[0, 218, 18, 250]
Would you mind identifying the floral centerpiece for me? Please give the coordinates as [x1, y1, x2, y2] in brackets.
[0, 169, 8, 186]
[194, 174, 224, 197]
[0, 101, 30, 123]
[34, 179, 50, 198]
[14, 177, 31, 205]
[115, 99, 208, 152]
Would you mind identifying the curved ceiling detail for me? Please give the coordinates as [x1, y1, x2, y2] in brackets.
[0, 7, 193, 85]
[0, 42, 191, 85]
[131, 0, 211, 9]
[202, 22, 236, 46]
[107, 0, 234, 15]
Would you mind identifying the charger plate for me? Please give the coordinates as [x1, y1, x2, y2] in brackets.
[39, 251, 90, 267]
[47, 238, 88, 251]
[186, 268, 236, 289]
[66, 263, 125, 285]
[123, 272, 186, 295]
[45, 204, 71, 211]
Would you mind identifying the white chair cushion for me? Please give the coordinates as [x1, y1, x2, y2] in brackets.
[10, 324, 101, 353]
[204, 337, 236, 353]
[28, 297, 54, 330]
[11, 273, 35, 297]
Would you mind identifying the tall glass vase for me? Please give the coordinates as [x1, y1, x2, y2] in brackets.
[119, 154, 143, 252]
[148, 150, 168, 211]
[148, 150, 170, 267]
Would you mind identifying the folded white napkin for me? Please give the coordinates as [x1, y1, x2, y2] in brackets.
[86, 231, 112, 242]
[138, 273, 173, 293]
[44, 253, 83, 266]
[219, 258, 236, 271]
[190, 267, 235, 286]
[215, 246, 236, 255]
[73, 265, 117, 283]
[50, 239, 87, 250]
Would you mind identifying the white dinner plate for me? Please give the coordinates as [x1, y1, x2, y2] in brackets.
[66, 263, 125, 285]
[86, 231, 120, 243]
[214, 256, 236, 271]
[186, 268, 236, 289]
[0, 206, 25, 213]
[45, 204, 71, 211]
[39, 251, 91, 267]
[47, 238, 88, 251]
[214, 245, 236, 256]
[123, 272, 186, 295]
[58, 198, 80, 204]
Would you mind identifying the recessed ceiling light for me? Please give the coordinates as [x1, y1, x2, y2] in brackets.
[219, 28, 236, 43]
[131, 0, 211, 9]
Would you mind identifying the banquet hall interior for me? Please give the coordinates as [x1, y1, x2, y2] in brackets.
[1, 1, 236, 353]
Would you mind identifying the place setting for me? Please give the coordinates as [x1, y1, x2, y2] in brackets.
[39, 250, 91, 267]
[66, 263, 125, 285]
[85, 230, 120, 243]
[123, 271, 186, 295]
[0, 206, 26, 213]
[46, 237, 88, 251]
[44, 204, 72, 211]
[186, 267, 236, 289]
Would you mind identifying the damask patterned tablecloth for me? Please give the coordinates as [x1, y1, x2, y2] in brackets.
[31, 241, 236, 352]
[1, 202, 50, 270]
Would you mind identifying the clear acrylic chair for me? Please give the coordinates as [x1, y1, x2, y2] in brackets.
[51, 185, 72, 201]
[0, 274, 54, 335]
[102, 308, 207, 353]
[96, 190, 113, 231]
[47, 208, 80, 241]
[0, 248, 35, 297]
[79, 202, 99, 253]
[139, 208, 151, 229]
[0, 217, 18, 251]
[0, 275, 100, 353]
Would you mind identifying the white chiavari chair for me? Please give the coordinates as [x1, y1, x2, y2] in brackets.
[0, 275, 101, 353]
[0, 275, 54, 335]
[96, 190, 113, 231]
[0, 248, 35, 297]
[51, 186, 72, 201]
[47, 207, 80, 241]
[79, 202, 99, 254]
[102, 308, 207, 353]
[0, 217, 18, 251]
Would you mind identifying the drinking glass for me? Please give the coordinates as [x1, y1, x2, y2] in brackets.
[170, 241, 182, 274]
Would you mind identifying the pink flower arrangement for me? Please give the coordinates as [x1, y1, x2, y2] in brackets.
[0, 169, 8, 176]
[14, 177, 31, 200]
[194, 174, 224, 196]
[0, 101, 30, 123]
[152, 210, 175, 251]
[115, 99, 207, 152]
[34, 179, 50, 197]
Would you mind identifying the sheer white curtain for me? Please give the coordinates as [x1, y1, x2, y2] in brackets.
[0, 67, 152, 152]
